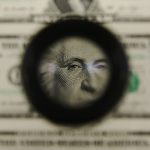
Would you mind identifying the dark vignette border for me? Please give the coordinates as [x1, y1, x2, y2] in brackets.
[21, 17, 129, 126]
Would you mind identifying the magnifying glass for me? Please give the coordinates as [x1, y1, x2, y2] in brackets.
[21, 17, 129, 125]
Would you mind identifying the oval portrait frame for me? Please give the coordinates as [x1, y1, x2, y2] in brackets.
[21, 17, 129, 125]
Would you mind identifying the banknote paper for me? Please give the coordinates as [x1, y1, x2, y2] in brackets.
[0, 0, 150, 149]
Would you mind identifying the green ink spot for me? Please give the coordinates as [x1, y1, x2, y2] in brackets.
[128, 72, 140, 92]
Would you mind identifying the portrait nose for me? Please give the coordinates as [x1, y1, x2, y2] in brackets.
[81, 79, 96, 93]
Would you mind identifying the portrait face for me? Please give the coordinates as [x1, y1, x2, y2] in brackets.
[39, 37, 110, 108]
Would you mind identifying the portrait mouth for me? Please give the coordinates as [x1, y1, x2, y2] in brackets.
[81, 84, 96, 93]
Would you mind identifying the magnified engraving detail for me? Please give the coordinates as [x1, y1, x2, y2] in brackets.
[39, 37, 110, 108]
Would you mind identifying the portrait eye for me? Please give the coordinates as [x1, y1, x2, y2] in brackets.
[67, 64, 82, 71]
[93, 61, 108, 69]
[95, 63, 107, 69]
[66, 61, 83, 71]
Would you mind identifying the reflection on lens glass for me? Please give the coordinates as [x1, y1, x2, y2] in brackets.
[38, 37, 110, 108]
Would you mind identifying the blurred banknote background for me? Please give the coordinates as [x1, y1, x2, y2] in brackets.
[0, 0, 150, 149]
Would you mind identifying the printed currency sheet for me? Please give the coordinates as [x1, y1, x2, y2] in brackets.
[0, 0, 150, 149]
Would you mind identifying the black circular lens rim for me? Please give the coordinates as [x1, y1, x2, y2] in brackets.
[21, 18, 129, 125]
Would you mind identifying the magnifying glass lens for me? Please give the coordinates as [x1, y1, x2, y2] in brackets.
[21, 18, 129, 125]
